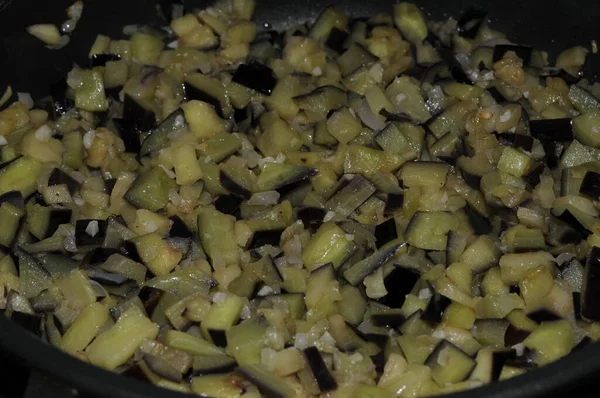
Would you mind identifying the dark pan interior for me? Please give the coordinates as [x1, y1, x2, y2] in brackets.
[0, 0, 599, 397]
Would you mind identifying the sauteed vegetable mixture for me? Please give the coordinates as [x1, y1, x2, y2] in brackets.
[2, 0, 600, 396]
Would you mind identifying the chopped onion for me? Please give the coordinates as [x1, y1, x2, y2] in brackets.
[85, 220, 100, 237]
[357, 98, 386, 131]
[122, 25, 141, 35]
[0, 136, 8, 146]
[17, 92, 34, 109]
[34, 125, 52, 141]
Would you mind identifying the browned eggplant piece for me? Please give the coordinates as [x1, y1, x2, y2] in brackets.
[232, 62, 277, 95]
[304, 347, 337, 392]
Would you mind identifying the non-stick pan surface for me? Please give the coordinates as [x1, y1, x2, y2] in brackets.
[0, 1, 598, 397]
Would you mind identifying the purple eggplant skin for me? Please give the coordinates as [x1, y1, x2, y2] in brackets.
[581, 246, 600, 322]
[48, 168, 81, 195]
[0, 190, 24, 209]
[580, 171, 600, 200]
[529, 118, 573, 141]
[168, 215, 194, 239]
[219, 171, 252, 200]
[232, 62, 277, 96]
[374, 218, 397, 249]
[378, 266, 420, 308]
[248, 229, 284, 250]
[526, 308, 562, 324]
[75, 219, 108, 247]
[304, 346, 338, 392]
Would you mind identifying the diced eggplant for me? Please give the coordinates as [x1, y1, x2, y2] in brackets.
[343, 242, 404, 286]
[168, 216, 193, 239]
[232, 62, 277, 96]
[220, 170, 252, 200]
[207, 329, 228, 348]
[554, 210, 590, 238]
[471, 348, 516, 383]
[473, 319, 510, 347]
[337, 43, 378, 77]
[87, 269, 132, 286]
[184, 78, 228, 119]
[192, 355, 237, 375]
[256, 163, 317, 192]
[581, 246, 600, 321]
[237, 364, 295, 398]
[435, 47, 471, 84]
[140, 109, 187, 156]
[138, 286, 164, 316]
[324, 175, 376, 221]
[523, 162, 545, 188]
[504, 324, 531, 346]
[492, 45, 533, 65]
[378, 266, 420, 308]
[374, 218, 398, 249]
[0, 190, 24, 209]
[579, 171, 600, 200]
[123, 94, 156, 132]
[297, 207, 325, 232]
[27, 206, 72, 240]
[568, 85, 600, 113]
[304, 347, 337, 392]
[446, 231, 468, 266]
[85, 248, 121, 267]
[90, 53, 121, 67]
[459, 168, 482, 190]
[112, 118, 142, 154]
[371, 308, 406, 328]
[425, 340, 476, 385]
[214, 195, 242, 218]
[526, 309, 562, 324]
[325, 27, 349, 53]
[421, 292, 451, 324]
[308, 5, 348, 42]
[125, 167, 177, 211]
[457, 8, 487, 39]
[384, 193, 404, 216]
[494, 133, 534, 152]
[464, 204, 492, 235]
[529, 118, 573, 141]
[541, 140, 565, 169]
[143, 354, 182, 382]
[248, 230, 284, 250]
[75, 219, 107, 247]
[47, 168, 80, 195]
[9, 311, 44, 337]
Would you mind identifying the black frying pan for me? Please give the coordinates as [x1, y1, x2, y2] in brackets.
[0, 1, 598, 397]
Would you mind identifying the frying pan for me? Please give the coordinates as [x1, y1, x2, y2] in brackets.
[0, 0, 598, 397]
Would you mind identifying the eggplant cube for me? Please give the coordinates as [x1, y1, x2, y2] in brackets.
[425, 340, 476, 385]
[304, 346, 337, 392]
[232, 62, 276, 96]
